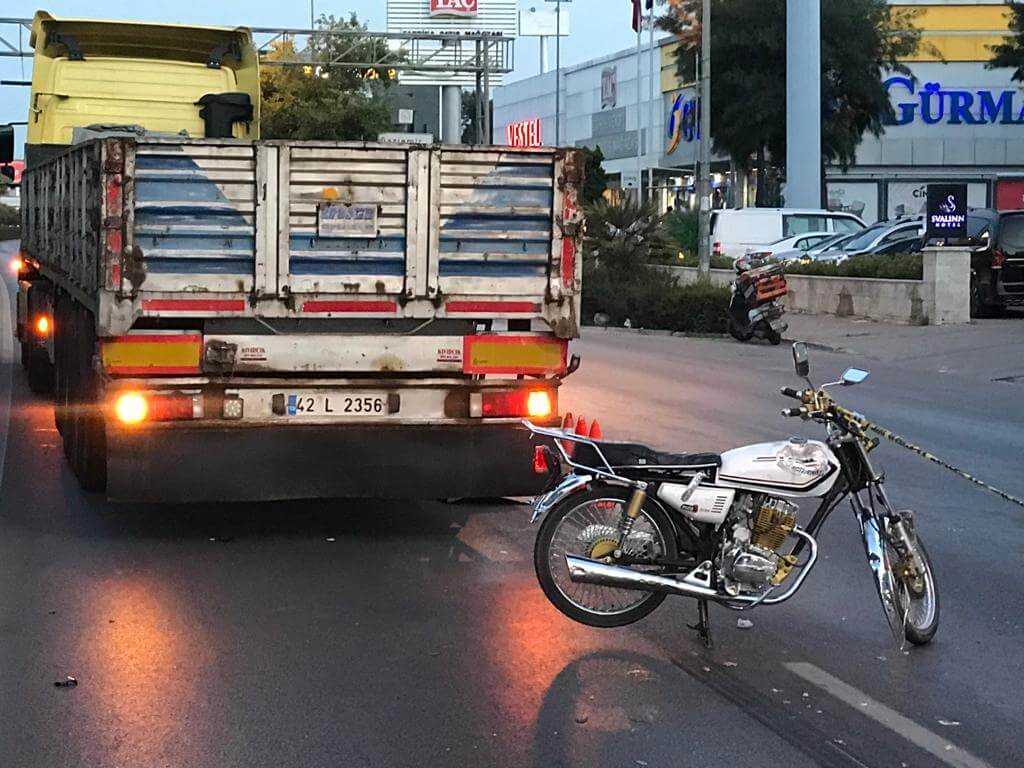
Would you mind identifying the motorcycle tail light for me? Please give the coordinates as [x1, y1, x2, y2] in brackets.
[533, 446, 551, 474]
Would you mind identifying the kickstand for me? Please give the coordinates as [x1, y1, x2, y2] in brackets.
[688, 599, 713, 649]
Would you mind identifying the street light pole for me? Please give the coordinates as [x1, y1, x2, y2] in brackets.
[696, 0, 712, 278]
[555, 0, 561, 146]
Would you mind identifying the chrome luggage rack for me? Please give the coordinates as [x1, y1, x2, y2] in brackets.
[521, 420, 637, 484]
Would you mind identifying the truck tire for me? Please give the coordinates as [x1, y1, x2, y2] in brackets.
[53, 294, 70, 436]
[69, 304, 106, 492]
[27, 345, 54, 395]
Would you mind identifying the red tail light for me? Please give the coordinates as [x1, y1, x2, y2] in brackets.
[712, 242, 723, 256]
[475, 389, 557, 419]
[113, 392, 201, 424]
[992, 249, 1007, 268]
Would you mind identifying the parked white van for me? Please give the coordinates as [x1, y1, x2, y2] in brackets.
[710, 208, 865, 259]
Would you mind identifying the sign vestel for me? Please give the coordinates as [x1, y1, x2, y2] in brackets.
[430, 0, 479, 17]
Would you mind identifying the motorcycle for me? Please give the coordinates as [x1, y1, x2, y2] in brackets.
[729, 257, 788, 345]
[524, 342, 939, 648]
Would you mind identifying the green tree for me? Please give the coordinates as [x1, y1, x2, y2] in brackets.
[987, 2, 1024, 79]
[581, 146, 608, 205]
[659, 0, 926, 205]
[260, 14, 395, 140]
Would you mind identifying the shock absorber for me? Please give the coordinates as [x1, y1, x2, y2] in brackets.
[616, 486, 648, 552]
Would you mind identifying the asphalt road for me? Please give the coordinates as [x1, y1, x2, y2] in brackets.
[1, 238, 1022, 768]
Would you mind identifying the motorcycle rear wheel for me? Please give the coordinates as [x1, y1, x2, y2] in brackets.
[728, 317, 754, 342]
[534, 486, 679, 628]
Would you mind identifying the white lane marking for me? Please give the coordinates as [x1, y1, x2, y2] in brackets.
[0, 247, 14, 488]
[785, 662, 993, 768]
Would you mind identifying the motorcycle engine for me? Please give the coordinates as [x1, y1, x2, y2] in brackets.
[720, 495, 800, 595]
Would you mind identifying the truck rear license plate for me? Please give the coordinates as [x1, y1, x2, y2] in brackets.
[282, 393, 392, 417]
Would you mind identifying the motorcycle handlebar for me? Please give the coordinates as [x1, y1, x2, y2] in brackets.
[780, 387, 803, 400]
[781, 407, 806, 418]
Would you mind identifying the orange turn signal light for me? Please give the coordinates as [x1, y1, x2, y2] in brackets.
[9, 257, 24, 274]
[34, 316, 50, 336]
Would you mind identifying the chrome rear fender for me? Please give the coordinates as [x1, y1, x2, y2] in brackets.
[530, 474, 594, 523]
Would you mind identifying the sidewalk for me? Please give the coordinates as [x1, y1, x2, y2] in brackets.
[783, 311, 1024, 382]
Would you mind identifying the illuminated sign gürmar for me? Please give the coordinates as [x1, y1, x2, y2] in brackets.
[883, 76, 1024, 126]
[506, 118, 542, 148]
[430, 0, 479, 17]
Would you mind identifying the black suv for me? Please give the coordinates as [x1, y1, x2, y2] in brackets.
[965, 209, 1024, 317]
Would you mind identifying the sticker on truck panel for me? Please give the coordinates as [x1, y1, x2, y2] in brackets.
[318, 203, 378, 237]
[463, 336, 568, 375]
[436, 346, 462, 364]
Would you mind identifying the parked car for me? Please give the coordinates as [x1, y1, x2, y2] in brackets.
[743, 231, 834, 260]
[710, 208, 865, 259]
[820, 218, 923, 264]
[962, 208, 1024, 316]
[771, 231, 860, 264]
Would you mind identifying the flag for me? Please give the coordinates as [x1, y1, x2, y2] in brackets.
[631, 0, 654, 33]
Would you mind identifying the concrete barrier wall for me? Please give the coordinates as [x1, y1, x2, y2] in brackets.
[662, 266, 929, 324]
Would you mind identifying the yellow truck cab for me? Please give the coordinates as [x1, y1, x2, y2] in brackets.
[23, 11, 259, 165]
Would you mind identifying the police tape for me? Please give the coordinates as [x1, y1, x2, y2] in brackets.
[865, 420, 1024, 510]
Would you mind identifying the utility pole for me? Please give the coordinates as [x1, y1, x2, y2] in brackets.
[696, 0, 712, 278]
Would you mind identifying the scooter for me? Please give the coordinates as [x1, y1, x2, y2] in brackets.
[729, 257, 788, 345]
[524, 342, 939, 649]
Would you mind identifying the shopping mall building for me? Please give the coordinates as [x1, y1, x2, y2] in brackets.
[492, 1, 1024, 223]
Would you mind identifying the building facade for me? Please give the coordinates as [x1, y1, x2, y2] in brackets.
[491, 1, 1024, 221]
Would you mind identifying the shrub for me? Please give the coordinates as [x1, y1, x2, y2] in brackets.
[0, 203, 18, 226]
[665, 209, 698, 258]
[673, 251, 736, 270]
[584, 262, 730, 333]
[784, 252, 922, 280]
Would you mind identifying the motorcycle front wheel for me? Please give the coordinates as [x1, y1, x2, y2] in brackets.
[534, 486, 679, 628]
[884, 535, 940, 645]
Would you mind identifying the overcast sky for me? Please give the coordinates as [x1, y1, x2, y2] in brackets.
[1, 1, 642, 148]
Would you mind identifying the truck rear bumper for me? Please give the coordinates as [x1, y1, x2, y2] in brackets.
[106, 422, 552, 503]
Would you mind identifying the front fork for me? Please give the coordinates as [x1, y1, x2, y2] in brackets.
[851, 480, 922, 644]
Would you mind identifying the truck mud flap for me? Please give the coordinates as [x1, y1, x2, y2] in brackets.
[106, 423, 549, 503]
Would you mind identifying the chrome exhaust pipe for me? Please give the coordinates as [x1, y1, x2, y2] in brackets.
[565, 527, 818, 608]
[566, 554, 720, 599]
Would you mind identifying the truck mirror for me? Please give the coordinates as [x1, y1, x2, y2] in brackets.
[0, 125, 13, 165]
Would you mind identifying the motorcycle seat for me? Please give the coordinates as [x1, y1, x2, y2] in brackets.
[572, 440, 722, 479]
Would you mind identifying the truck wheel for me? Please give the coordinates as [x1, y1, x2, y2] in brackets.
[69, 305, 106, 492]
[53, 295, 70, 436]
[27, 345, 54, 395]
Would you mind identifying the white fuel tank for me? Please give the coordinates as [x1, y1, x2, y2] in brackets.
[656, 485, 736, 525]
[717, 438, 840, 498]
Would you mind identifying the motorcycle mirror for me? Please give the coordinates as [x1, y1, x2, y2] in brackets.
[792, 342, 810, 378]
[841, 368, 870, 386]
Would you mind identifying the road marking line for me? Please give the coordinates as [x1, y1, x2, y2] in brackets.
[0, 254, 14, 490]
[784, 662, 993, 768]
